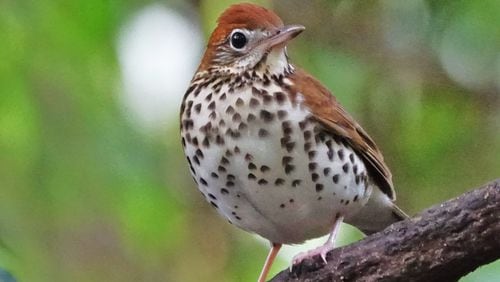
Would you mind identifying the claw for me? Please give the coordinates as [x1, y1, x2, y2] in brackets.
[291, 241, 334, 266]
[291, 215, 344, 268]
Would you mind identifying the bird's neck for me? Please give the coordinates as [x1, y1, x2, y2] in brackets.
[200, 48, 293, 80]
[262, 47, 293, 77]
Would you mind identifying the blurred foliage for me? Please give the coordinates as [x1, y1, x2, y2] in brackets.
[0, 0, 498, 281]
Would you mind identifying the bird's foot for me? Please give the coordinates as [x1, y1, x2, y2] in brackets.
[291, 241, 334, 267]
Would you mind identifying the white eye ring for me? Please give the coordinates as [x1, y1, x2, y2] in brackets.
[229, 29, 248, 50]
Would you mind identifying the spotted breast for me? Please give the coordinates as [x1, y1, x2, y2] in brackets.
[180, 64, 371, 244]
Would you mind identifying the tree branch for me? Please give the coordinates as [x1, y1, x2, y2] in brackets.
[271, 179, 500, 282]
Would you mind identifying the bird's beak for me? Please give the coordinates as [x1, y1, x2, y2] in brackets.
[259, 24, 305, 49]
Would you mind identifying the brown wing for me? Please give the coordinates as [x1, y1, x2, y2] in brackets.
[289, 69, 395, 200]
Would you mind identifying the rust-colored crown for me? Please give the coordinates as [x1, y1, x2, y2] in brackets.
[209, 3, 283, 46]
[198, 3, 284, 71]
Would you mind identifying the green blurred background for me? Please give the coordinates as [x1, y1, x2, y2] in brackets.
[0, 0, 499, 281]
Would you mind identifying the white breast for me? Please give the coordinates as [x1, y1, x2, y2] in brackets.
[180, 74, 372, 244]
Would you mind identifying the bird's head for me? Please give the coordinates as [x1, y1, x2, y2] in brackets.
[198, 3, 304, 76]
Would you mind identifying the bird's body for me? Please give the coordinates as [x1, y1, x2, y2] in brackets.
[182, 67, 372, 244]
[180, 4, 407, 281]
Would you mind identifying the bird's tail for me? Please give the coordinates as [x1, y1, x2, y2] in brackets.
[345, 186, 409, 235]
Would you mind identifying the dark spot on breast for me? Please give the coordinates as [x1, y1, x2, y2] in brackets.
[323, 167, 331, 176]
[325, 140, 332, 149]
[248, 162, 257, 170]
[219, 93, 227, 101]
[285, 164, 295, 174]
[263, 95, 272, 105]
[274, 92, 286, 104]
[285, 142, 295, 153]
[280, 136, 289, 147]
[211, 172, 218, 179]
[308, 162, 317, 171]
[249, 98, 260, 108]
[238, 122, 247, 131]
[208, 193, 216, 200]
[232, 113, 242, 122]
[292, 179, 301, 187]
[260, 165, 270, 173]
[199, 177, 207, 186]
[303, 130, 312, 140]
[311, 173, 319, 182]
[193, 155, 200, 165]
[236, 98, 244, 107]
[332, 174, 339, 184]
[245, 153, 253, 161]
[205, 93, 212, 102]
[247, 113, 256, 122]
[226, 128, 241, 139]
[353, 195, 359, 202]
[218, 166, 226, 173]
[248, 173, 256, 180]
[185, 84, 196, 95]
[315, 183, 324, 192]
[208, 101, 216, 110]
[280, 203, 285, 208]
[327, 149, 334, 161]
[252, 86, 262, 96]
[226, 181, 234, 187]
[202, 137, 210, 147]
[195, 149, 204, 158]
[258, 179, 268, 185]
[194, 103, 202, 113]
[308, 150, 317, 160]
[216, 135, 225, 145]
[193, 87, 202, 97]
[304, 142, 312, 151]
[258, 129, 269, 138]
[226, 105, 235, 114]
[210, 201, 218, 208]
[342, 163, 349, 173]
[277, 110, 287, 120]
[227, 174, 235, 181]
[209, 111, 217, 120]
[298, 121, 307, 130]
[338, 149, 344, 161]
[282, 121, 292, 135]
[260, 110, 274, 122]
[282, 156, 293, 165]
[353, 165, 358, 174]
[275, 178, 285, 186]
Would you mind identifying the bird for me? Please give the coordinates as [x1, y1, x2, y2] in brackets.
[179, 3, 408, 282]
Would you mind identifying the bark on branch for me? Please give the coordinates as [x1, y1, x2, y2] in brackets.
[271, 179, 500, 282]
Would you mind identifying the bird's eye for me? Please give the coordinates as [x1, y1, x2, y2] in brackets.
[230, 31, 247, 49]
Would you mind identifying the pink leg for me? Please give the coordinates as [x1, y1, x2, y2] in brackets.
[292, 215, 344, 265]
[258, 242, 282, 282]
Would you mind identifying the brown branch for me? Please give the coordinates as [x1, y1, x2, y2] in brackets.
[271, 179, 500, 282]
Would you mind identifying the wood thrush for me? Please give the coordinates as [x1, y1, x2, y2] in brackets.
[180, 4, 408, 282]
